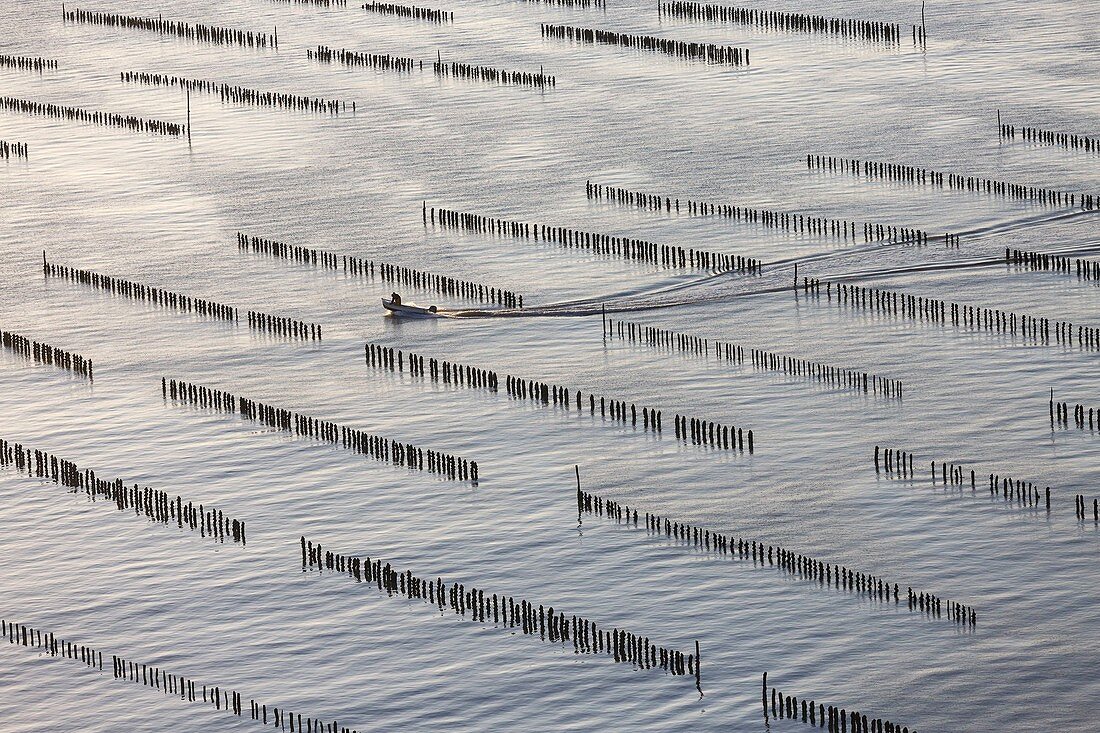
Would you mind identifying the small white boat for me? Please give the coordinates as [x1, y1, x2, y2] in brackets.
[382, 298, 441, 317]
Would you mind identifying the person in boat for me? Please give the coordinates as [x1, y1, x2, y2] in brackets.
[390, 292, 402, 305]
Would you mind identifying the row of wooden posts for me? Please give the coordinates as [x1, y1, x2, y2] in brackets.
[44, 258, 236, 320]
[0, 140, 28, 160]
[764, 674, 915, 732]
[1052, 395, 1098, 431]
[428, 205, 760, 272]
[5, 620, 102, 673]
[0, 96, 184, 137]
[0, 328, 92, 378]
[873, 446, 913, 476]
[164, 378, 478, 481]
[982, 469, 1047, 508]
[309, 45, 417, 72]
[302, 537, 701, 684]
[0, 438, 245, 543]
[0, 54, 58, 71]
[309, 45, 556, 89]
[433, 57, 555, 88]
[877, 447, 1051, 511]
[364, 342, 754, 451]
[586, 180, 931, 245]
[247, 310, 322, 340]
[44, 256, 322, 340]
[578, 483, 976, 625]
[362, 2, 452, 23]
[1074, 495, 1098, 522]
[522, 0, 602, 7]
[63, 7, 278, 49]
[800, 277, 1100, 351]
[1006, 247, 1100, 283]
[541, 24, 749, 66]
[604, 316, 903, 398]
[658, 2, 905, 45]
[2, 620, 357, 732]
[999, 120, 1099, 153]
[273, 0, 347, 6]
[120, 71, 353, 115]
[238, 232, 523, 307]
[807, 154, 1097, 210]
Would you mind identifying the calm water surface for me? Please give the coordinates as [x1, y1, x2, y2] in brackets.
[1, 0, 1098, 730]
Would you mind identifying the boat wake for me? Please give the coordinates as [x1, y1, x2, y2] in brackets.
[445, 207, 1100, 318]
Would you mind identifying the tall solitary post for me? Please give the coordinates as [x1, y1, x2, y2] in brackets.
[186, 90, 191, 146]
[694, 640, 701, 692]
[575, 464, 582, 524]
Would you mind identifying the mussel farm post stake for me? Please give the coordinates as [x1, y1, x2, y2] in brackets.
[695, 640, 702, 692]
[186, 90, 191, 145]
[575, 464, 582, 524]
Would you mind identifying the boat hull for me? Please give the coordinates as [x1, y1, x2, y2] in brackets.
[382, 299, 441, 317]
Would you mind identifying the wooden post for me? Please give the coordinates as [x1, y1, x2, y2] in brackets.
[694, 640, 701, 691]
[921, 1, 926, 44]
[186, 90, 191, 145]
[575, 464, 582, 524]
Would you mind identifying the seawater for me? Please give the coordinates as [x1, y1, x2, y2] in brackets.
[1, 0, 1099, 730]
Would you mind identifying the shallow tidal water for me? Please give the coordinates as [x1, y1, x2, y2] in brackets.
[1, 0, 1099, 730]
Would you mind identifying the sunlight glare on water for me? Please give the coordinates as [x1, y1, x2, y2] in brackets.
[1, 0, 1098, 730]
